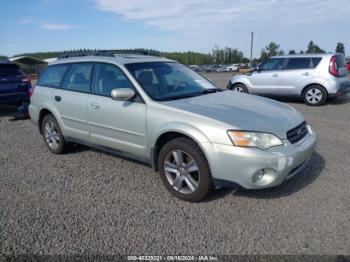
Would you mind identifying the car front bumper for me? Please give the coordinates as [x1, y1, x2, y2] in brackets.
[203, 127, 317, 189]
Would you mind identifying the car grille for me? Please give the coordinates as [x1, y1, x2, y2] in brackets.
[287, 121, 308, 144]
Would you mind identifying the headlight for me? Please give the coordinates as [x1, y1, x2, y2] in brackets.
[227, 131, 283, 150]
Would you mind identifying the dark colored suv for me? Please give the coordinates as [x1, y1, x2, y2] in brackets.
[0, 63, 32, 105]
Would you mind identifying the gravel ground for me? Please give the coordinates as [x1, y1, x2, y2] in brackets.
[0, 73, 350, 256]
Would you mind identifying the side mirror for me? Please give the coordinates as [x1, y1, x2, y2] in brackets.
[111, 88, 135, 101]
[255, 66, 261, 72]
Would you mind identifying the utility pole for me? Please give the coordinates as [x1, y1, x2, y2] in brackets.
[250, 32, 254, 67]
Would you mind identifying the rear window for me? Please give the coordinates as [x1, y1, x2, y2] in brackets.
[37, 64, 69, 87]
[0, 64, 23, 76]
[336, 54, 346, 68]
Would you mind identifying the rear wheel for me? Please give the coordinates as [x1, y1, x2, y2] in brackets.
[231, 83, 248, 93]
[41, 114, 69, 154]
[303, 85, 327, 106]
[158, 137, 213, 202]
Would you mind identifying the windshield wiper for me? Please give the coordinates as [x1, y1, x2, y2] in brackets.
[201, 88, 222, 94]
[159, 89, 222, 101]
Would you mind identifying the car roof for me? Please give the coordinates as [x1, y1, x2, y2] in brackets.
[49, 54, 175, 66]
[272, 53, 340, 59]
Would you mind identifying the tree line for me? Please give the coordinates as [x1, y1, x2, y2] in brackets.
[3, 41, 346, 66]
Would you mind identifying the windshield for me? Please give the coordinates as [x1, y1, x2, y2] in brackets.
[125, 62, 219, 101]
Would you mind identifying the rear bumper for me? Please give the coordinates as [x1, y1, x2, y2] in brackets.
[0, 92, 29, 104]
[329, 80, 350, 98]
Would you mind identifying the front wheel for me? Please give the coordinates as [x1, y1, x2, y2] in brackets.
[231, 83, 248, 93]
[303, 85, 327, 106]
[158, 138, 213, 202]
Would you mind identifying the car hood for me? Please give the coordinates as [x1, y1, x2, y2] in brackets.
[162, 91, 304, 139]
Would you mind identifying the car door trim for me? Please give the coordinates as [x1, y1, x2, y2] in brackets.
[89, 121, 146, 138]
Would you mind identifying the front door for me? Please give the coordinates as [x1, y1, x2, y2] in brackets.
[88, 63, 148, 158]
[249, 58, 285, 94]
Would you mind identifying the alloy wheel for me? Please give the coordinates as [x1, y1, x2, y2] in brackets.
[164, 150, 200, 194]
[44, 120, 60, 150]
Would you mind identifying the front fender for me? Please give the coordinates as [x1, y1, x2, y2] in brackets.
[149, 122, 214, 170]
[230, 75, 252, 90]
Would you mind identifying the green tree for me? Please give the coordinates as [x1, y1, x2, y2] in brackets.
[288, 50, 296, 55]
[306, 41, 325, 53]
[335, 42, 345, 54]
[260, 42, 280, 61]
[0, 55, 8, 62]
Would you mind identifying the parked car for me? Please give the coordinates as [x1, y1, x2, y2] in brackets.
[228, 54, 350, 106]
[346, 60, 350, 71]
[226, 64, 240, 72]
[0, 62, 32, 105]
[29, 53, 317, 202]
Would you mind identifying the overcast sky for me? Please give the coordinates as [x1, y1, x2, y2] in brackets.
[1, 0, 349, 57]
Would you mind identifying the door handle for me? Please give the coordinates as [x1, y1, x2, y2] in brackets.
[54, 96, 61, 102]
[302, 72, 310, 76]
[272, 73, 279, 77]
[91, 103, 101, 109]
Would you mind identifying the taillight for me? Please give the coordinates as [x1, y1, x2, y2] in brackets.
[329, 56, 338, 77]
[22, 75, 32, 83]
[28, 86, 35, 97]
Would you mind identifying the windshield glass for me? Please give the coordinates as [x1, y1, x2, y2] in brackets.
[125, 62, 218, 101]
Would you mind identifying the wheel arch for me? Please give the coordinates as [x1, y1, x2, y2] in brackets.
[38, 106, 62, 135]
[301, 83, 329, 98]
[150, 125, 212, 171]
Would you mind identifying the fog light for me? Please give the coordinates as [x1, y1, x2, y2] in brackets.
[252, 169, 265, 183]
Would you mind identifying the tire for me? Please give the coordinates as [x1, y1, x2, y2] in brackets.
[41, 114, 69, 154]
[231, 83, 249, 93]
[158, 137, 213, 202]
[303, 85, 327, 106]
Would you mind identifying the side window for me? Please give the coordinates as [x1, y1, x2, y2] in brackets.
[37, 65, 69, 87]
[63, 63, 93, 93]
[311, 58, 322, 68]
[261, 58, 284, 71]
[93, 64, 134, 96]
[286, 58, 312, 70]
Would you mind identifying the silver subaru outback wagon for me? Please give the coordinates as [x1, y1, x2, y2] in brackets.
[228, 53, 350, 106]
[29, 53, 317, 202]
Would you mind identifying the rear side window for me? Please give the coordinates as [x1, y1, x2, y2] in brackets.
[38, 65, 69, 87]
[261, 58, 284, 71]
[286, 58, 312, 70]
[0, 64, 23, 76]
[63, 63, 94, 93]
[93, 63, 134, 96]
[312, 58, 322, 68]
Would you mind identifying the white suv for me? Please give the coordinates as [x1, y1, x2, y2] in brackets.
[228, 53, 350, 106]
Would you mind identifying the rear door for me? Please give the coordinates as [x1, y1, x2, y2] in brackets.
[37, 63, 92, 141]
[248, 58, 284, 94]
[277, 57, 320, 95]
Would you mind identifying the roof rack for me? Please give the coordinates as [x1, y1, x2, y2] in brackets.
[58, 49, 160, 59]
[58, 50, 115, 59]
